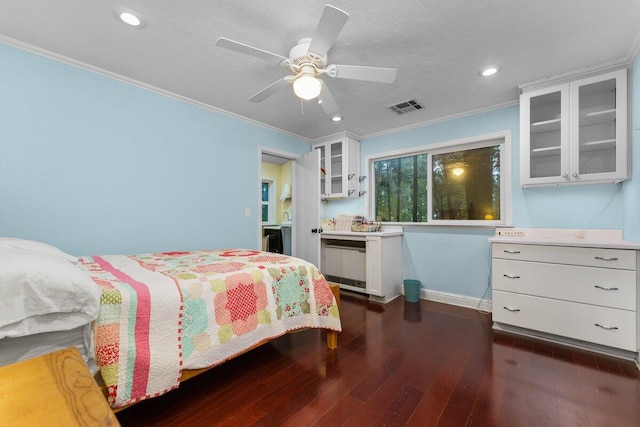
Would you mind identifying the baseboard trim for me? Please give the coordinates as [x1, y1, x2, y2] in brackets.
[407, 288, 493, 312]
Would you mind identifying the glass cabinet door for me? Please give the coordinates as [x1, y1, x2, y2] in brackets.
[521, 84, 570, 186]
[316, 145, 326, 196]
[330, 141, 343, 195]
[571, 74, 621, 180]
[529, 90, 563, 178]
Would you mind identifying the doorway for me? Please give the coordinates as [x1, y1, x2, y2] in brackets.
[258, 147, 297, 255]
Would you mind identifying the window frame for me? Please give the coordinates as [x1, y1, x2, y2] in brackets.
[365, 131, 512, 227]
[261, 179, 276, 224]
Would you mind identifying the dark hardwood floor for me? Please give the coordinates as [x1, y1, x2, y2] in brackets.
[116, 292, 640, 426]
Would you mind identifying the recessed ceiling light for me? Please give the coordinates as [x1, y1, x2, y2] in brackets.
[120, 12, 140, 26]
[331, 115, 342, 122]
[479, 66, 500, 77]
[113, 7, 147, 28]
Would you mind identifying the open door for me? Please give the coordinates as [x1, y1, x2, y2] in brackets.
[292, 150, 322, 268]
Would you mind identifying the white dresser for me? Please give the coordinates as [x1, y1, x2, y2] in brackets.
[490, 228, 640, 364]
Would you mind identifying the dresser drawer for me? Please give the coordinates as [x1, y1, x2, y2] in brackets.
[492, 243, 636, 270]
[493, 290, 637, 351]
[492, 258, 637, 310]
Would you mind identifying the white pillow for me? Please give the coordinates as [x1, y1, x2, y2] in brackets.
[0, 237, 78, 264]
[0, 247, 101, 339]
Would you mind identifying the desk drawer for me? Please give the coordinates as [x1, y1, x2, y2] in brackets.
[493, 290, 637, 351]
[492, 258, 636, 310]
[492, 243, 636, 270]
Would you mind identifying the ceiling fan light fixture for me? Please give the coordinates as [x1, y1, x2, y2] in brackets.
[331, 115, 342, 122]
[293, 74, 322, 100]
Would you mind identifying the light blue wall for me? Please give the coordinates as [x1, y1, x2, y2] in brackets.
[0, 43, 309, 256]
[328, 58, 638, 299]
[2, 41, 637, 301]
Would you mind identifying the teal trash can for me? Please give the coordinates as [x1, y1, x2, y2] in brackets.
[403, 279, 421, 303]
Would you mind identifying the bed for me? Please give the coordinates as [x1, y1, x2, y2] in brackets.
[0, 239, 341, 409]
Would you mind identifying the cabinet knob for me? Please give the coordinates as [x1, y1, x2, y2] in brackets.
[572, 173, 578, 178]
[503, 274, 520, 279]
[503, 250, 520, 254]
[562, 174, 569, 179]
[503, 306, 520, 312]
[594, 256, 618, 262]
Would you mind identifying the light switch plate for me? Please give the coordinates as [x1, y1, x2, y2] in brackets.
[244, 208, 251, 218]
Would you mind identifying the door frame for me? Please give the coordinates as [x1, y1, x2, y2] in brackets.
[257, 146, 299, 251]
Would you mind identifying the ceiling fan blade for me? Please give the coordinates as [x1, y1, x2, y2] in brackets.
[216, 37, 287, 64]
[248, 78, 290, 103]
[307, 5, 349, 57]
[318, 83, 339, 115]
[331, 64, 397, 83]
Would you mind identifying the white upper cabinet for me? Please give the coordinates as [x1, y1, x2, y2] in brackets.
[520, 69, 628, 187]
[313, 133, 360, 199]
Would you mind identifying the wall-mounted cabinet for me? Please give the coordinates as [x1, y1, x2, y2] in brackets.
[520, 69, 628, 187]
[313, 133, 360, 199]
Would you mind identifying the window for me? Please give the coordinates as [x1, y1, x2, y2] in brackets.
[368, 132, 511, 225]
[374, 154, 428, 222]
[261, 180, 275, 223]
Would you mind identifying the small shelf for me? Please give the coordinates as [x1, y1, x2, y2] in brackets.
[580, 108, 616, 126]
[583, 138, 616, 146]
[531, 118, 561, 133]
[580, 139, 616, 152]
[531, 148, 561, 158]
[530, 146, 561, 158]
[585, 108, 615, 116]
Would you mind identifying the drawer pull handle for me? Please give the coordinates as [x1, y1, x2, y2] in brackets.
[594, 256, 619, 262]
[504, 250, 520, 254]
[503, 274, 520, 279]
[503, 306, 520, 312]
[595, 323, 618, 331]
[594, 285, 619, 291]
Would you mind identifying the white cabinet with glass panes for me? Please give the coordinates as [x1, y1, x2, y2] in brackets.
[520, 69, 628, 187]
[313, 133, 360, 199]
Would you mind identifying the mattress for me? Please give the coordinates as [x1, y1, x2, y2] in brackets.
[0, 323, 96, 372]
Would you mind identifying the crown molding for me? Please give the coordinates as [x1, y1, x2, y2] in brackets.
[0, 36, 313, 144]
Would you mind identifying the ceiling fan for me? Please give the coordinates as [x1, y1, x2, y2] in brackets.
[216, 4, 397, 115]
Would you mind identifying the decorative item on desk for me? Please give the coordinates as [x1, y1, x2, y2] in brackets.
[351, 216, 380, 232]
[321, 218, 336, 231]
[335, 214, 355, 231]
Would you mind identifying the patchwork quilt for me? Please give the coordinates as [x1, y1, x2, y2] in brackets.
[79, 249, 341, 408]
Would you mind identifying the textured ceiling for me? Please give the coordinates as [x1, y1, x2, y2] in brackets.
[1, 0, 639, 141]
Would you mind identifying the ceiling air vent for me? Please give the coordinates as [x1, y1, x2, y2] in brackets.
[388, 99, 423, 114]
